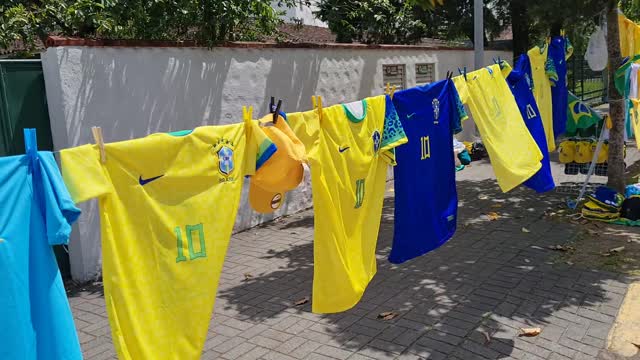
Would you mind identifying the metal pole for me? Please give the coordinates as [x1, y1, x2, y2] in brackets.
[474, 0, 484, 69]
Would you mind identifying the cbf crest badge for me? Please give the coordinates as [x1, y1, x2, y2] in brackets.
[372, 130, 381, 154]
[217, 146, 234, 175]
[432, 98, 440, 124]
[212, 138, 237, 183]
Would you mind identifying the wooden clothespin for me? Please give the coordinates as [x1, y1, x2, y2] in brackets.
[91, 126, 106, 163]
[312, 95, 323, 122]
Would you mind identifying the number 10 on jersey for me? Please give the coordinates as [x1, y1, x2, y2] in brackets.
[176, 223, 207, 263]
[420, 136, 431, 160]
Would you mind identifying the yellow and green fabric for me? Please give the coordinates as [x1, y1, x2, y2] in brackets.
[60, 120, 275, 360]
[287, 95, 407, 313]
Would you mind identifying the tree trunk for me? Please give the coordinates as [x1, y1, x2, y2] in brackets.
[606, 0, 626, 193]
[510, 0, 528, 57]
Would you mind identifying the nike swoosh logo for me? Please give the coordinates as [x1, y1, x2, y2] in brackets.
[339, 146, 350, 153]
[139, 174, 164, 186]
[406, 113, 417, 119]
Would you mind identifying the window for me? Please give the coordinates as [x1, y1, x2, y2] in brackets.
[416, 63, 435, 85]
[382, 64, 406, 91]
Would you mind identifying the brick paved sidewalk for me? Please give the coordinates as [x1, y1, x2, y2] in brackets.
[69, 178, 638, 360]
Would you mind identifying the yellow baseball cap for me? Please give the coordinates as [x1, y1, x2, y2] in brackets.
[558, 140, 576, 164]
[249, 114, 306, 213]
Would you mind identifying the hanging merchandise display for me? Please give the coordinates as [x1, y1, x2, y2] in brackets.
[0, 129, 82, 360]
[548, 34, 574, 138]
[287, 95, 407, 313]
[59, 118, 276, 360]
[521, 43, 557, 151]
[614, 55, 640, 139]
[249, 111, 307, 213]
[618, 12, 640, 58]
[500, 61, 555, 193]
[586, 26, 607, 71]
[565, 91, 604, 138]
[454, 64, 543, 193]
[388, 78, 467, 264]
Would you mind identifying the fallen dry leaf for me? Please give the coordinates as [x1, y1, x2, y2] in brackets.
[519, 327, 542, 337]
[481, 331, 492, 344]
[377, 311, 400, 321]
[294, 297, 309, 306]
[243, 273, 253, 281]
[478, 194, 489, 200]
[610, 246, 626, 253]
[491, 204, 503, 209]
[486, 212, 499, 221]
[521, 227, 530, 233]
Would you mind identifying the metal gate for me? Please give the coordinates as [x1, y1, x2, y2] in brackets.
[567, 55, 607, 106]
[0, 59, 70, 278]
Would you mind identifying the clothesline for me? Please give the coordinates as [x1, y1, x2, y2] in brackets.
[3, 33, 581, 360]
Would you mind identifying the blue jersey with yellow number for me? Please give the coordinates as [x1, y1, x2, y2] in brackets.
[390, 79, 466, 264]
[505, 61, 555, 193]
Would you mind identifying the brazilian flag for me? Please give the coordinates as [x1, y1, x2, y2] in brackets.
[566, 91, 602, 137]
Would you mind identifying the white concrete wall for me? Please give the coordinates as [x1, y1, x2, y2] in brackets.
[42, 45, 511, 281]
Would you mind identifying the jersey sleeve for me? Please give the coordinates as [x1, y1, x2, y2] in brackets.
[452, 76, 469, 105]
[243, 119, 277, 176]
[546, 55, 559, 86]
[60, 144, 112, 204]
[37, 152, 82, 245]
[286, 110, 321, 156]
[380, 95, 408, 165]
[451, 87, 467, 134]
[565, 37, 574, 61]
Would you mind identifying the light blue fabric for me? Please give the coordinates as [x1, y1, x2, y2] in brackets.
[625, 184, 640, 199]
[0, 129, 82, 360]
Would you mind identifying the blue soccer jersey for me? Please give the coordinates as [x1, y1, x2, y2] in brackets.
[506, 61, 555, 193]
[390, 79, 466, 264]
[0, 129, 82, 360]
[549, 35, 573, 138]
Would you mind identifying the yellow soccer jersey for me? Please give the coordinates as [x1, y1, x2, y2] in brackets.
[457, 65, 542, 192]
[288, 95, 407, 313]
[619, 13, 639, 57]
[632, 99, 640, 149]
[528, 45, 556, 152]
[60, 120, 275, 360]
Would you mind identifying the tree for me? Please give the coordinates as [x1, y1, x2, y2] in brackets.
[314, 1, 429, 44]
[315, 0, 506, 45]
[0, 0, 302, 54]
[606, 0, 626, 192]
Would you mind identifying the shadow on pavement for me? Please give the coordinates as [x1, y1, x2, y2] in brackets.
[217, 178, 636, 359]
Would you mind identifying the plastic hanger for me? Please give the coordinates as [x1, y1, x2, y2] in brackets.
[24, 128, 37, 157]
[269, 97, 283, 124]
[385, 83, 397, 99]
[312, 95, 323, 122]
[458, 67, 467, 81]
[91, 126, 106, 163]
[243, 105, 253, 123]
[273, 100, 283, 124]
